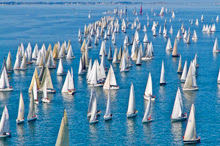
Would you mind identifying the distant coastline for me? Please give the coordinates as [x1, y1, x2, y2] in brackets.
[0, 2, 219, 5]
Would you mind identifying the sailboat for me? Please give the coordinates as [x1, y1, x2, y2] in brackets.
[42, 81, 51, 103]
[57, 59, 66, 76]
[103, 65, 119, 90]
[66, 45, 75, 59]
[218, 68, 220, 84]
[0, 67, 13, 91]
[0, 105, 11, 137]
[177, 55, 182, 73]
[160, 60, 166, 85]
[16, 91, 25, 124]
[183, 104, 200, 144]
[144, 73, 155, 100]
[127, 83, 138, 118]
[104, 90, 113, 121]
[107, 46, 112, 60]
[171, 88, 187, 122]
[89, 94, 98, 124]
[120, 53, 130, 72]
[136, 49, 142, 66]
[142, 96, 153, 123]
[181, 61, 188, 82]
[176, 30, 181, 39]
[112, 47, 119, 64]
[213, 38, 220, 53]
[27, 93, 37, 122]
[33, 78, 39, 104]
[40, 67, 56, 93]
[159, 7, 164, 16]
[143, 33, 149, 43]
[192, 30, 198, 41]
[6, 52, 13, 73]
[87, 86, 101, 117]
[183, 62, 198, 91]
[172, 39, 180, 57]
[55, 109, 69, 146]
[62, 70, 76, 95]
[139, 5, 143, 15]
[166, 38, 172, 51]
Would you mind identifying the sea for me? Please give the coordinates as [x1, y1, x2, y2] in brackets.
[0, 2, 219, 145]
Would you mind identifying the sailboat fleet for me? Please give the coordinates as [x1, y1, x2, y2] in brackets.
[5, 4, 220, 144]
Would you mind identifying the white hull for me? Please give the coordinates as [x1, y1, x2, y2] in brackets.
[0, 133, 11, 138]
[27, 116, 37, 122]
[42, 98, 50, 103]
[16, 119, 24, 124]
[144, 95, 155, 101]
[57, 72, 66, 76]
[183, 87, 198, 91]
[0, 88, 13, 92]
[127, 112, 137, 118]
[103, 86, 119, 90]
[142, 57, 154, 61]
[142, 119, 153, 123]
[104, 115, 112, 121]
[89, 120, 98, 124]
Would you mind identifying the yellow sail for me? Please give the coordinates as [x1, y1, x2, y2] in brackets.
[80, 39, 86, 52]
[53, 44, 59, 59]
[29, 68, 40, 92]
[55, 109, 69, 146]
[40, 66, 54, 90]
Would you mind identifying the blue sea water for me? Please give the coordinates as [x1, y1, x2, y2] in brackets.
[0, 3, 219, 145]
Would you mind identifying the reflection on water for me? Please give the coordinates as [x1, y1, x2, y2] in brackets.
[17, 124, 25, 144]
[89, 124, 98, 143]
[62, 93, 75, 102]
[57, 76, 64, 85]
[0, 92, 10, 102]
[126, 118, 136, 144]
[28, 121, 36, 137]
[171, 122, 183, 144]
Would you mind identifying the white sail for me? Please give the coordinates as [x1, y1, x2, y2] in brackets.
[213, 38, 219, 53]
[127, 83, 136, 115]
[20, 55, 27, 69]
[17, 92, 25, 121]
[183, 104, 197, 141]
[166, 38, 172, 51]
[144, 73, 152, 98]
[55, 109, 69, 146]
[40, 67, 54, 91]
[78, 58, 83, 75]
[160, 60, 166, 84]
[171, 88, 183, 119]
[143, 33, 149, 43]
[176, 30, 181, 39]
[6, 52, 12, 71]
[33, 78, 38, 102]
[192, 30, 198, 40]
[43, 81, 47, 100]
[57, 59, 64, 75]
[104, 90, 112, 117]
[103, 65, 118, 89]
[136, 49, 142, 65]
[89, 94, 98, 123]
[13, 55, 21, 70]
[62, 71, 74, 93]
[159, 7, 164, 16]
[142, 96, 152, 122]
[218, 68, 220, 83]
[112, 47, 118, 64]
[87, 86, 95, 116]
[183, 62, 198, 90]
[181, 61, 188, 82]
[177, 55, 182, 73]
[28, 94, 36, 119]
[0, 105, 10, 135]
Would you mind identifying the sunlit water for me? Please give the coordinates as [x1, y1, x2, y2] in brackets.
[0, 3, 219, 145]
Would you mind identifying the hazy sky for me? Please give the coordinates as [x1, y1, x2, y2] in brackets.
[0, 0, 219, 4]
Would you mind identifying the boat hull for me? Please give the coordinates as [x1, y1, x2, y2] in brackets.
[27, 116, 37, 122]
[42, 98, 50, 103]
[183, 87, 198, 91]
[142, 57, 154, 61]
[0, 133, 11, 138]
[142, 119, 153, 123]
[57, 72, 66, 76]
[172, 54, 180, 57]
[171, 116, 187, 122]
[160, 83, 166, 86]
[0, 88, 13, 92]
[89, 120, 98, 124]
[104, 116, 112, 121]
[16, 119, 24, 124]
[183, 138, 200, 144]
[144, 95, 155, 101]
